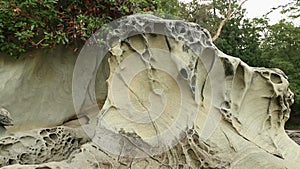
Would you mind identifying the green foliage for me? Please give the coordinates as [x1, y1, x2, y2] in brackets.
[214, 18, 262, 67]
[178, 0, 220, 36]
[281, 0, 300, 19]
[178, 0, 262, 66]
[0, 0, 60, 56]
[0, 0, 176, 58]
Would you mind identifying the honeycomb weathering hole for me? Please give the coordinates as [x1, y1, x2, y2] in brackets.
[72, 15, 225, 158]
[68, 14, 300, 168]
[0, 14, 297, 168]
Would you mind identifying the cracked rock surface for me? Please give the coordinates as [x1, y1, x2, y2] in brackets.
[0, 15, 299, 168]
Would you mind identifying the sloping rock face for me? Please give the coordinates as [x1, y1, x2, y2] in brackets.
[0, 15, 299, 168]
[0, 47, 108, 133]
[0, 47, 77, 133]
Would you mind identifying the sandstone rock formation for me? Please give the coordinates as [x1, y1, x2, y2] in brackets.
[0, 46, 108, 133]
[0, 108, 13, 127]
[0, 108, 13, 138]
[0, 14, 299, 168]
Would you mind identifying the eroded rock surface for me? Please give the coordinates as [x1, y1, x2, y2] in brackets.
[0, 108, 13, 127]
[0, 47, 108, 133]
[0, 126, 89, 167]
[0, 14, 299, 168]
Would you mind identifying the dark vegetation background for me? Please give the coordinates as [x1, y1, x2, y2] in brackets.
[0, 0, 299, 128]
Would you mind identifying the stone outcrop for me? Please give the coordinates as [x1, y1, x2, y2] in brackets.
[0, 15, 299, 168]
[0, 127, 89, 167]
[0, 108, 13, 138]
[0, 46, 108, 133]
[0, 108, 13, 127]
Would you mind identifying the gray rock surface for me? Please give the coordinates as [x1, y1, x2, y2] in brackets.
[0, 14, 299, 168]
[0, 126, 89, 167]
[287, 130, 300, 145]
[0, 108, 13, 137]
[0, 46, 108, 133]
[0, 108, 13, 127]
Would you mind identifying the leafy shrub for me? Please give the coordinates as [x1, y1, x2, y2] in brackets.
[0, 0, 176, 58]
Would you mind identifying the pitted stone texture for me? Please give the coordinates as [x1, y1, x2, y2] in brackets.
[105, 14, 213, 52]
[0, 108, 13, 137]
[0, 126, 89, 167]
[1, 134, 228, 169]
[216, 55, 296, 158]
[83, 13, 226, 160]
[0, 108, 13, 127]
[1, 14, 300, 168]
[92, 14, 300, 168]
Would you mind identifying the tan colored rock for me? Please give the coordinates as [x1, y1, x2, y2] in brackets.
[0, 46, 108, 132]
[0, 126, 89, 167]
[0, 108, 13, 138]
[0, 15, 299, 168]
[0, 108, 13, 127]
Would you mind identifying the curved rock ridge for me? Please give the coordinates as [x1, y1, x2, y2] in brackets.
[0, 14, 299, 168]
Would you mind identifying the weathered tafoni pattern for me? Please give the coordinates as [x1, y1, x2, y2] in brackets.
[0, 15, 299, 169]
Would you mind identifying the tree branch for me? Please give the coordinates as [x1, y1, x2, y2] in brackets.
[212, 0, 248, 41]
